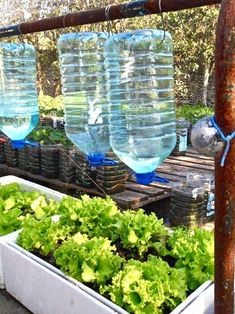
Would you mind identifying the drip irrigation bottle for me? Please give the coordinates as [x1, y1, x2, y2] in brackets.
[0, 43, 39, 148]
[104, 30, 176, 184]
[57, 32, 110, 166]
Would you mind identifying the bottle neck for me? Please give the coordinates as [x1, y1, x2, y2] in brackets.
[11, 140, 26, 149]
[87, 153, 105, 167]
[87, 153, 118, 167]
[135, 171, 169, 185]
[11, 140, 39, 149]
[135, 171, 155, 185]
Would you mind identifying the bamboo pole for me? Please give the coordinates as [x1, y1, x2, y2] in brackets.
[215, 0, 235, 313]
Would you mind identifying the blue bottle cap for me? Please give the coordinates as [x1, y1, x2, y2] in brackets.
[135, 171, 169, 185]
[11, 140, 26, 149]
[11, 140, 39, 149]
[87, 154, 106, 167]
[87, 153, 118, 167]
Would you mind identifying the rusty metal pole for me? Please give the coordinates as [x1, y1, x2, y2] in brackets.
[215, 0, 235, 313]
[0, 0, 221, 38]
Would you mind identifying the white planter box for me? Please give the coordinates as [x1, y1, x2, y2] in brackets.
[0, 175, 66, 288]
[2, 242, 127, 314]
[0, 230, 20, 288]
[171, 280, 214, 314]
[0, 176, 127, 313]
[0, 176, 215, 314]
[0, 175, 65, 201]
[2, 240, 214, 314]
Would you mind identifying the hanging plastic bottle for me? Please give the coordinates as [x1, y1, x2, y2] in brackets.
[104, 29, 176, 184]
[0, 43, 39, 148]
[57, 32, 112, 166]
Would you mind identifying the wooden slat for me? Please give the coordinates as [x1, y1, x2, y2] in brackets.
[150, 182, 173, 192]
[186, 148, 206, 155]
[0, 146, 215, 212]
[154, 172, 183, 182]
[168, 155, 214, 166]
[111, 190, 149, 209]
[185, 149, 214, 161]
[0, 164, 105, 197]
[164, 158, 214, 171]
[112, 190, 171, 209]
[157, 164, 189, 178]
[0, 163, 170, 210]
[157, 163, 213, 178]
[125, 182, 165, 197]
[185, 152, 214, 161]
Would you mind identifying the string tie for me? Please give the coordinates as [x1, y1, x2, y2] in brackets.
[210, 116, 235, 167]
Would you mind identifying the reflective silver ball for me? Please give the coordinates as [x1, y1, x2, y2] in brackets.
[190, 116, 224, 157]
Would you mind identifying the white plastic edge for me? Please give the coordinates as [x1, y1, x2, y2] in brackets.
[0, 175, 66, 288]
[8, 241, 128, 314]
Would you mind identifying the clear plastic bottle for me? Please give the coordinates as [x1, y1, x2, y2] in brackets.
[57, 32, 110, 166]
[0, 43, 39, 148]
[104, 30, 176, 184]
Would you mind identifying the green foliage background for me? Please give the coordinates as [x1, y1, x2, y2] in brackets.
[0, 1, 219, 106]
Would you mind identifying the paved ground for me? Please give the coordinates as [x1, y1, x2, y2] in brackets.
[0, 290, 31, 314]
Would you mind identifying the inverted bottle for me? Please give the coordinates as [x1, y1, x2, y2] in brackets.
[104, 29, 176, 184]
[57, 32, 111, 166]
[0, 43, 39, 148]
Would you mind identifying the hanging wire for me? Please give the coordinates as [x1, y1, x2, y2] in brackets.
[63, 13, 70, 29]
[105, 4, 114, 37]
[104, 4, 130, 51]
[61, 3, 81, 51]
[104, 0, 167, 50]
[156, 0, 166, 48]
[52, 5, 113, 198]
[37, 122, 126, 204]
[44, 133, 125, 211]
[44, 134, 109, 196]
[17, 32, 26, 55]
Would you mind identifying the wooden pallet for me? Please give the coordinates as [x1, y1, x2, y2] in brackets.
[0, 163, 170, 210]
[157, 148, 214, 187]
[0, 148, 214, 211]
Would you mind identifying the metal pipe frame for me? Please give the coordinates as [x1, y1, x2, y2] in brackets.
[215, 0, 235, 313]
[0, 0, 221, 38]
[0, 0, 234, 313]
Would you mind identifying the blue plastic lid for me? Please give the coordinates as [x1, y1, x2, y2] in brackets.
[87, 154, 105, 166]
[11, 140, 39, 149]
[87, 153, 118, 167]
[25, 141, 39, 147]
[11, 140, 26, 149]
[135, 171, 169, 185]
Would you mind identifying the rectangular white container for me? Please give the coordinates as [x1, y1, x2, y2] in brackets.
[0, 175, 127, 313]
[171, 280, 214, 314]
[2, 242, 127, 314]
[0, 175, 215, 314]
[0, 175, 66, 288]
[0, 230, 20, 288]
[2, 241, 214, 314]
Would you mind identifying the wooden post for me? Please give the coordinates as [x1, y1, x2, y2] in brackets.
[215, 0, 235, 313]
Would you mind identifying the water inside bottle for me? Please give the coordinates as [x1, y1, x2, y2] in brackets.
[0, 43, 39, 142]
[0, 113, 39, 140]
[105, 30, 176, 175]
[58, 32, 110, 158]
[112, 131, 176, 173]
